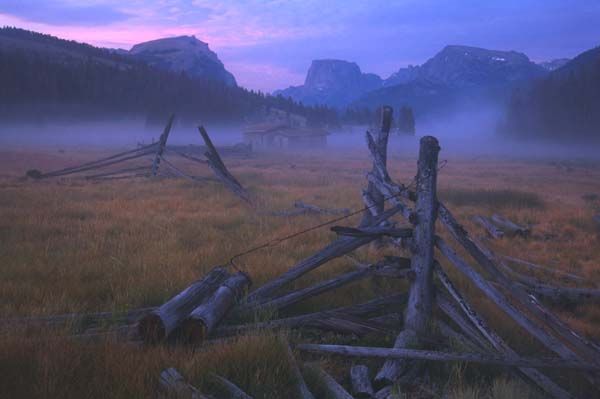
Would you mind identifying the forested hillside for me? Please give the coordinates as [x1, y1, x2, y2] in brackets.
[501, 45, 600, 140]
[0, 27, 338, 126]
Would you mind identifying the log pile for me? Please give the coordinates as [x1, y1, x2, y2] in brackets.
[9, 106, 600, 398]
[25, 115, 251, 203]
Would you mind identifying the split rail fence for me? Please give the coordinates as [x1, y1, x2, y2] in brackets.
[7, 107, 600, 398]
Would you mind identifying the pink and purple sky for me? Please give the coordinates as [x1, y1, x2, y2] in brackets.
[1, 1, 599, 92]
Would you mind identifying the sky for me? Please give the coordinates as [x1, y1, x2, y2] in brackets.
[1, 0, 599, 92]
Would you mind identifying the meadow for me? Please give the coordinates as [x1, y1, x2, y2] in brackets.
[0, 141, 599, 398]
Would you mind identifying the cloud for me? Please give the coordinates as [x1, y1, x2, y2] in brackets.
[1, 0, 599, 92]
[0, 0, 131, 26]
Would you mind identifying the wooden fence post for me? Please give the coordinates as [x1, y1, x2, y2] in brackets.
[375, 136, 440, 385]
[151, 114, 175, 176]
[361, 106, 393, 226]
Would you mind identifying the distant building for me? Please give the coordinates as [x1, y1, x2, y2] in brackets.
[243, 108, 329, 150]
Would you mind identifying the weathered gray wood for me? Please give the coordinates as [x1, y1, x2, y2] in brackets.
[472, 215, 504, 238]
[297, 344, 600, 371]
[242, 262, 391, 314]
[500, 255, 585, 282]
[137, 267, 230, 343]
[159, 368, 208, 399]
[181, 272, 251, 343]
[303, 363, 354, 399]
[436, 295, 491, 352]
[29, 144, 157, 179]
[436, 206, 600, 365]
[152, 114, 175, 176]
[210, 374, 253, 399]
[37, 149, 156, 179]
[436, 237, 600, 389]
[294, 201, 351, 216]
[159, 156, 218, 183]
[376, 136, 440, 385]
[199, 126, 251, 203]
[361, 106, 393, 227]
[245, 204, 405, 303]
[374, 386, 394, 399]
[306, 313, 392, 337]
[219, 294, 407, 336]
[331, 226, 412, 239]
[518, 282, 600, 304]
[435, 266, 572, 399]
[490, 214, 530, 237]
[85, 165, 150, 180]
[350, 365, 374, 398]
[286, 343, 316, 399]
[168, 148, 209, 165]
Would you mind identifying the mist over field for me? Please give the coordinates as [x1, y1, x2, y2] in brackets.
[1, 2, 600, 399]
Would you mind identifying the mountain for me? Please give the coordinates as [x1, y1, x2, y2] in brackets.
[501, 46, 600, 140]
[0, 27, 338, 125]
[538, 58, 570, 71]
[395, 45, 546, 88]
[350, 45, 547, 132]
[129, 36, 236, 87]
[275, 60, 382, 107]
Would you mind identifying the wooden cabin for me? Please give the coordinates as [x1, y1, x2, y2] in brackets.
[243, 124, 329, 150]
[243, 108, 329, 150]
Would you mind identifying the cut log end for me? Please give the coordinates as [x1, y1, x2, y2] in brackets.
[179, 319, 209, 345]
[137, 313, 166, 343]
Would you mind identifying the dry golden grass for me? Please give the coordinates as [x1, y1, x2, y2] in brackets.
[0, 145, 599, 398]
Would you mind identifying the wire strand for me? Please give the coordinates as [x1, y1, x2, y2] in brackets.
[225, 159, 448, 273]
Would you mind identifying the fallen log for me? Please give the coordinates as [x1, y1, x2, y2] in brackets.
[350, 365, 374, 398]
[180, 272, 251, 344]
[294, 201, 350, 216]
[491, 214, 530, 237]
[137, 267, 230, 343]
[159, 368, 208, 399]
[199, 126, 251, 203]
[297, 344, 600, 371]
[210, 374, 253, 399]
[434, 266, 572, 399]
[303, 363, 354, 399]
[286, 343, 316, 399]
[245, 204, 404, 303]
[376, 136, 440, 385]
[472, 215, 504, 239]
